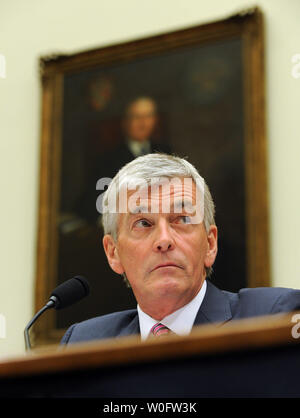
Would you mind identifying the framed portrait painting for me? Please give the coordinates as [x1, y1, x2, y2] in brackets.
[34, 8, 269, 346]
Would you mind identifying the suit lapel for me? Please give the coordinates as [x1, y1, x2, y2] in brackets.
[118, 310, 140, 337]
[194, 280, 232, 327]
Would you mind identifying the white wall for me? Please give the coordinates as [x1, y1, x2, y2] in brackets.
[0, 0, 299, 356]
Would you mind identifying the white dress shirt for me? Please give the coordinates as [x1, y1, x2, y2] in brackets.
[137, 280, 207, 340]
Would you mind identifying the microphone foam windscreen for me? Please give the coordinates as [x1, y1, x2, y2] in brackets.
[50, 276, 90, 310]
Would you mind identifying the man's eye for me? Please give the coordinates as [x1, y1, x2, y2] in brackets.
[177, 216, 192, 224]
[134, 219, 151, 228]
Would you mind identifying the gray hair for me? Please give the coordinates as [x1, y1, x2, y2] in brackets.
[101, 153, 216, 285]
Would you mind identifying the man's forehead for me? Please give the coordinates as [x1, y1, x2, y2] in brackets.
[113, 177, 204, 226]
[124, 178, 198, 214]
[127, 178, 195, 198]
[127, 98, 156, 115]
[128, 199, 195, 215]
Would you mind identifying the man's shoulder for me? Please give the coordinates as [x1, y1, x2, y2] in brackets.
[221, 284, 300, 318]
[61, 308, 138, 345]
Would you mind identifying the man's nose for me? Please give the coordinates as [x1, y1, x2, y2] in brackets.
[153, 221, 175, 252]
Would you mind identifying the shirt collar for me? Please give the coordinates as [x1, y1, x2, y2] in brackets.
[127, 139, 151, 157]
[137, 280, 207, 340]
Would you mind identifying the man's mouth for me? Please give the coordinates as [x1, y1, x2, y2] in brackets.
[152, 263, 183, 272]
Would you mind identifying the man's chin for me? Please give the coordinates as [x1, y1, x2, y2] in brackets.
[149, 275, 184, 294]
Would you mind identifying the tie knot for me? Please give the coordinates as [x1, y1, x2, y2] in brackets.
[150, 322, 171, 337]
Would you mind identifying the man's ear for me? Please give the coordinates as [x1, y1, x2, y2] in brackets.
[103, 234, 124, 275]
[204, 225, 218, 269]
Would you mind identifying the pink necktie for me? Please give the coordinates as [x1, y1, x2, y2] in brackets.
[150, 322, 172, 337]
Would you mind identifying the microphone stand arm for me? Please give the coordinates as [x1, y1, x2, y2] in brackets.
[24, 297, 57, 351]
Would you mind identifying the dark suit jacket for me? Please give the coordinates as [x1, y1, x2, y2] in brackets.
[61, 280, 300, 345]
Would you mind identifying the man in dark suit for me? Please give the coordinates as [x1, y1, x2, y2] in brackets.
[61, 153, 300, 345]
[95, 96, 171, 179]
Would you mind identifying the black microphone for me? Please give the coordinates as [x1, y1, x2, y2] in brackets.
[24, 276, 89, 350]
